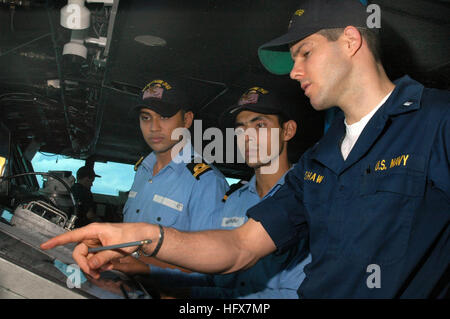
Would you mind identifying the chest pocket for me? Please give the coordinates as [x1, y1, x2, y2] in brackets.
[360, 171, 425, 197]
[342, 158, 426, 265]
[151, 194, 184, 227]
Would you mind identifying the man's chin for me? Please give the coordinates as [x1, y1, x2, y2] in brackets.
[151, 141, 182, 154]
[149, 142, 169, 153]
[246, 159, 272, 169]
[309, 96, 334, 112]
[309, 98, 323, 111]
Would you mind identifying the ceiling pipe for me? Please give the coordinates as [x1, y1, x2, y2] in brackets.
[46, 1, 78, 154]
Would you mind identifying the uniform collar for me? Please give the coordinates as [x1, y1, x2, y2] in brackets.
[141, 152, 157, 172]
[141, 140, 197, 174]
[380, 75, 424, 117]
[241, 166, 292, 198]
[311, 75, 425, 175]
[241, 175, 256, 194]
[171, 139, 200, 169]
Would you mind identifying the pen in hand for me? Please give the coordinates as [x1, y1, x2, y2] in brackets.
[87, 240, 152, 253]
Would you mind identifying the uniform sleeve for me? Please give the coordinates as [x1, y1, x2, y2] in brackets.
[191, 247, 312, 299]
[122, 170, 139, 222]
[431, 105, 450, 198]
[246, 162, 309, 253]
[190, 285, 300, 299]
[148, 265, 213, 287]
[186, 170, 229, 232]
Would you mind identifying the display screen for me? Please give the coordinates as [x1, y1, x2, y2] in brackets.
[1, 208, 13, 223]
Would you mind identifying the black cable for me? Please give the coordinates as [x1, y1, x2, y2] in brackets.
[0, 33, 51, 58]
[45, 1, 77, 154]
[0, 93, 33, 99]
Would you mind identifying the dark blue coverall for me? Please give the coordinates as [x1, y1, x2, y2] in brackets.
[248, 76, 450, 298]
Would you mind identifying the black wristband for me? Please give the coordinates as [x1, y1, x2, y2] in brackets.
[150, 224, 164, 257]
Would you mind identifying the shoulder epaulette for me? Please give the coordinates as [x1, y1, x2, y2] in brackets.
[222, 180, 247, 202]
[134, 156, 144, 171]
[186, 158, 212, 180]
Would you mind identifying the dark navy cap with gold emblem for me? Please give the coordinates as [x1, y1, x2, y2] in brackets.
[133, 79, 191, 118]
[220, 86, 291, 126]
[258, 0, 369, 75]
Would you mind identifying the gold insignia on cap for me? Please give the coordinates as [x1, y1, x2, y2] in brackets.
[248, 87, 269, 95]
[294, 9, 305, 17]
[238, 87, 269, 106]
[142, 80, 173, 100]
[142, 79, 172, 93]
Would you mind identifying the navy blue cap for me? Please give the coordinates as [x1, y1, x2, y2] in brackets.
[133, 79, 191, 117]
[221, 87, 291, 126]
[258, 0, 369, 75]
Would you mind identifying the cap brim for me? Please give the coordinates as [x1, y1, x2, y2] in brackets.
[258, 27, 322, 75]
[132, 98, 180, 118]
[219, 104, 284, 127]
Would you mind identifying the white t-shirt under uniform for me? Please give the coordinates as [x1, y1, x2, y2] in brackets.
[340, 92, 392, 161]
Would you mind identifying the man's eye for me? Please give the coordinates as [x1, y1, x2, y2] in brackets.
[140, 115, 150, 121]
[234, 127, 245, 136]
[303, 51, 310, 58]
[256, 122, 266, 128]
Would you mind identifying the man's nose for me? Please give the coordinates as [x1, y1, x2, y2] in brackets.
[244, 128, 257, 142]
[290, 58, 305, 81]
[150, 117, 161, 131]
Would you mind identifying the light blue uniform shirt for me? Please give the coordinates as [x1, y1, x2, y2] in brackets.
[190, 171, 312, 299]
[123, 141, 228, 232]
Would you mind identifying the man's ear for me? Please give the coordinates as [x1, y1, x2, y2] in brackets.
[341, 26, 363, 58]
[282, 120, 297, 142]
[183, 111, 194, 129]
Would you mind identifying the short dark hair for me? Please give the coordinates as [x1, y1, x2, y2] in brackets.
[275, 113, 290, 127]
[317, 27, 381, 62]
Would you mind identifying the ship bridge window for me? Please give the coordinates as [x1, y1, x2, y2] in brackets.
[31, 153, 134, 196]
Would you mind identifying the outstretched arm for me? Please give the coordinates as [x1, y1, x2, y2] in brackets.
[40, 219, 276, 279]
